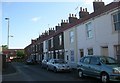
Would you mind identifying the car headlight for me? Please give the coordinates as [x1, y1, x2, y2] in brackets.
[113, 68, 120, 74]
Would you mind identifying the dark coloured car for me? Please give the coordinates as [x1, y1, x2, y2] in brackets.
[77, 55, 120, 83]
[26, 59, 35, 65]
[47, 59, 71, 72]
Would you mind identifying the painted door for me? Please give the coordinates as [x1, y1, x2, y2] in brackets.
[101, 46, 108, 56]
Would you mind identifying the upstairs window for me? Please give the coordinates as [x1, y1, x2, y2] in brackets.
[51, 38, 53, 48]
[113, 11, 120, 31]
[70, 31, 74, 43]
[36, 45, 37, 52]
[32, 45, 35, 52]
[45, 40, 48, 49]
[39, 43, 40, 51]
[86, 22, 93, 39]
[59, 35, 62, 45]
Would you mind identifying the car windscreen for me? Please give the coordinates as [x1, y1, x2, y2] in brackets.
[54, 60, 66, 64]
[100, 57, 118, 65]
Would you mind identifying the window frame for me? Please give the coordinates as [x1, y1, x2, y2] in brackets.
[88, 48, 93, 55]
[51, 38, 53, 48]
[45, 40, 48, 49]
[112, 11, 120, 31]
[69, 30, 74, 43]
[59, 35, 62, 46]
[86, 22, 93, 39]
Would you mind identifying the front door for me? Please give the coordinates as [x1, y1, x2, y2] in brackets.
[79, 49, 84, 58]
[101, 46, 108, 56]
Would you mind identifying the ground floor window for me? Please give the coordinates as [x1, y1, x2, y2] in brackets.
[88, 48, 93, 55]
[70, 50, 74, 62]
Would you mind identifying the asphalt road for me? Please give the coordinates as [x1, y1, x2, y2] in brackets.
[2, 62, 100, 82]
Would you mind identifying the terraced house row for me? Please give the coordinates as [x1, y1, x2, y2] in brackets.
[24, 0, 120, 68]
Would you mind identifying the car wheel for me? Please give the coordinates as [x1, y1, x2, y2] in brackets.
[54, 67, 57, 73]
[47, 66, 49, 71]
[101, 73, 109, 83]
[78, 70, 84, 78]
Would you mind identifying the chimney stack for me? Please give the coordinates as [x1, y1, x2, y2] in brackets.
[38, 35, 41, 40]
[31, 39, 36, 44]
[93, 0, 105, 12]
[61, 19, 68, 28]
[55, 23, 61, 31]
[49, 27, 55, 35]
[69, 13, 78, 24]
[79, 7, 89, 19]
[44, 30, 48, 36]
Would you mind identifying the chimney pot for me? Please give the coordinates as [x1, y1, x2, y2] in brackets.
[85, 8, 87, 12]
[80, 7, 82, 11]
[83, 8, 85, 12]
[69, 14, 71, 17]
[72, 14, 74, 17]
[75, 14, 76, 17]
[66, 20, 68, 23]
[61, 19, 63, 23]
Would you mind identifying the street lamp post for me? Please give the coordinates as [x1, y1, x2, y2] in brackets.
[5, 18, 10, 49]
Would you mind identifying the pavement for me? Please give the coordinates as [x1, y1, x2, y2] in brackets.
[2, 62, 17, 75]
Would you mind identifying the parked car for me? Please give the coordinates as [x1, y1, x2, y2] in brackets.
[47, 59, 71, 72]
[77, 55, 120, 83]
[6, 58, 11, 63]
[41, 59, 49, 68]
[26, 59, 35, 65]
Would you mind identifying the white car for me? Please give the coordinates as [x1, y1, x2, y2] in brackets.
[47, 59, 71, 72]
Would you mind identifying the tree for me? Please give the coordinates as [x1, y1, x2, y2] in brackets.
[2, 45, 8, 50]
[16, 50, 25, 59]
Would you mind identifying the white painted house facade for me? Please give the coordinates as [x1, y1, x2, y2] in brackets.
[77, 7, 120, 61]
[64, 25, 78, 68]
[64, 1, 120, 68]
